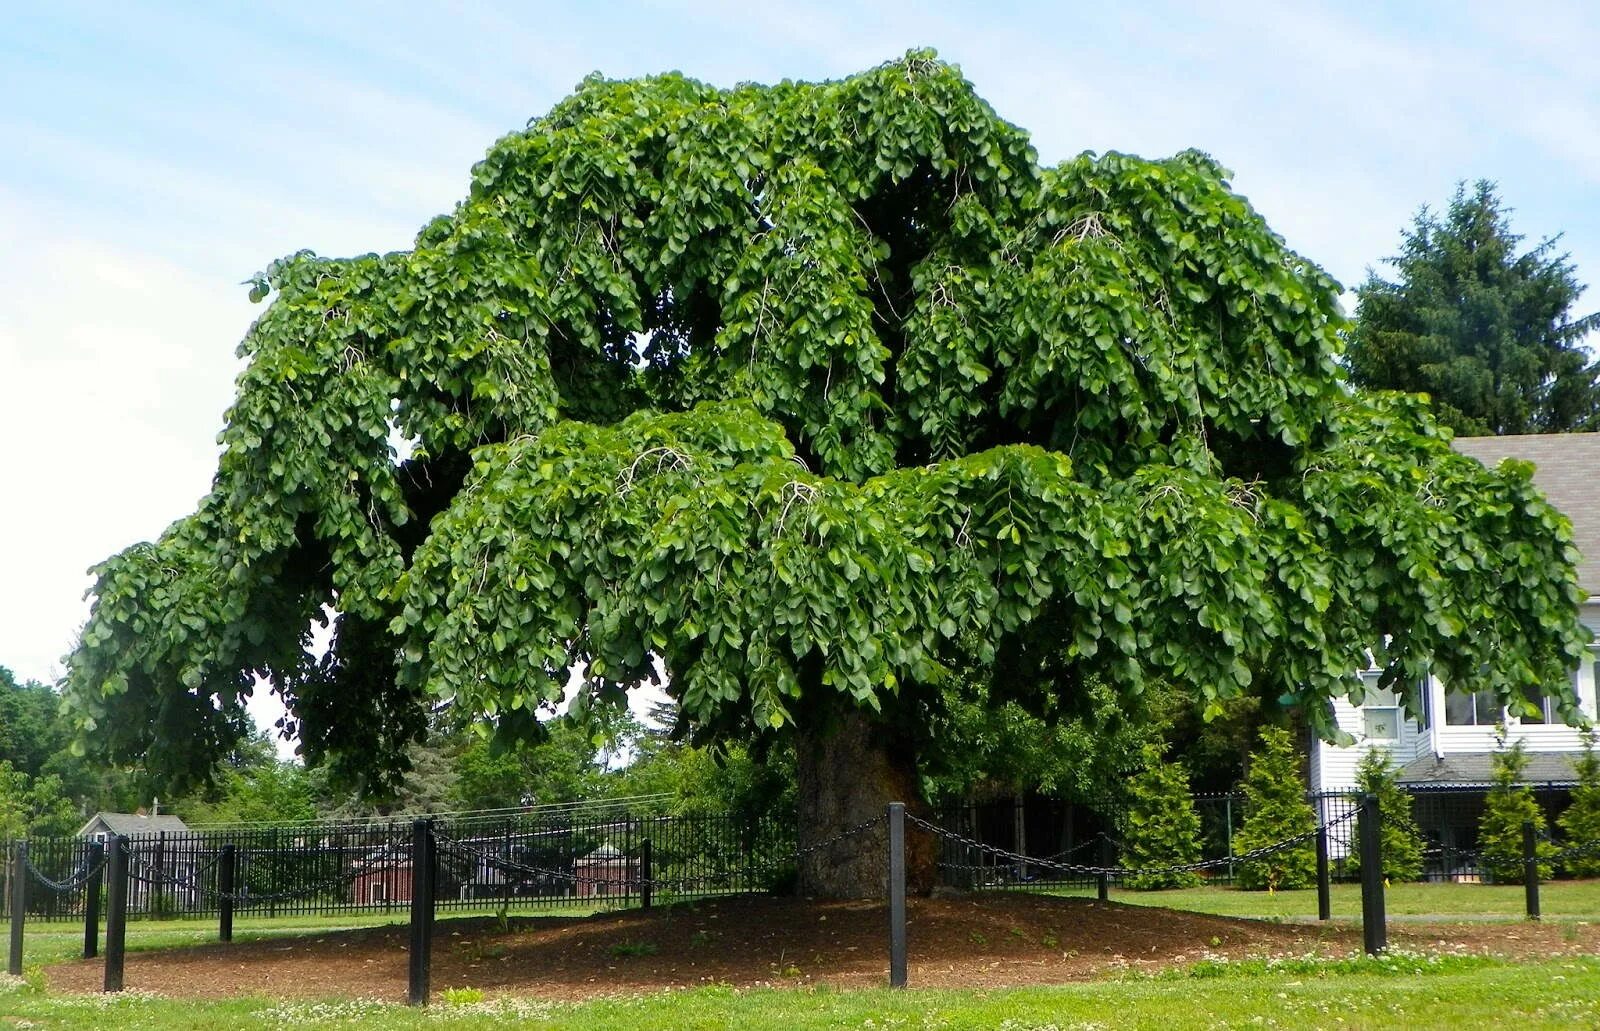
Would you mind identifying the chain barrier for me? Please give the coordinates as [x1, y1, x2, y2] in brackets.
[23, 851, 110, 894]
[910, 809, 1358, 880]
[1550, 836, 1600, 864]
[1038, 831, 1121, 863]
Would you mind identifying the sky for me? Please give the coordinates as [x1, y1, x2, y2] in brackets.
[3, 1, 1598, 753]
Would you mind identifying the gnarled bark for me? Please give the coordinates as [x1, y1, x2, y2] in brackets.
[794, 703, 935, 898]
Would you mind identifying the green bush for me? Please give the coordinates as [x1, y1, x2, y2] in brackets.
[1119, 744, 1203, 890]
[1234, 726, 1317, 890]
[1479, 734, 1553, 884]
[1558, 729, 1600, 877]
[1347, 750, 1424, 882]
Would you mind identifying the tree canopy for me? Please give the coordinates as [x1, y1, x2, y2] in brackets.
[64, 55, 1588, 887]
[1347, 180, 1600, 436]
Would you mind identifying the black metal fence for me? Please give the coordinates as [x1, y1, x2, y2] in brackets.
[935, 785, 1580, 891]
[3, 805, 793, 923]
[4, 784, 1590, 924]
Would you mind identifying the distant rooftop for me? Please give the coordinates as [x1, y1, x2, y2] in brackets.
[77, 812, 192, 838]
[1397, 752, 1581, 788]
[1452, 433, 1600, 598]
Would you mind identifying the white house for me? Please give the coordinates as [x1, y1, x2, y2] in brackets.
[1310, 433, 1600, 852]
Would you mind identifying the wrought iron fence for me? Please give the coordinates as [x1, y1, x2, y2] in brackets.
[934, 785, 1579, 891]
[5, 783, 1591, 922]
[4, 806, 795, 923]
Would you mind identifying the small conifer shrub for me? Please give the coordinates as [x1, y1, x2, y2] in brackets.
[1234, 726, 1318, 890]
[1119, 744, 1204, 890]
[1557, 728, 1600, 877]
[1479, 732, 1554, 884]
[1347, 749, 1425, 882]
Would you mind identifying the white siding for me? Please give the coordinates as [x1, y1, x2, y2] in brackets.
[1312, 602, 1600, 794]
[1311, 678, 1432, 794]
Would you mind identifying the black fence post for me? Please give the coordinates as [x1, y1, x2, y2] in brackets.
[408, 819, 435, 1006]
[268, 828, 279, 920]
[1523, 821, 1541, 921]
[83, 841, 103, 959]
[104, 836, 128, 993]
[1358, 794, 1386, 955]
[7, 841, 24, 976]
[887, 802, 907, 989]
[1096, 834, 1111, 902]
[1315, 822, 1331, 921]
[219, 844, 236, 942]
[639, 838, 653, 911]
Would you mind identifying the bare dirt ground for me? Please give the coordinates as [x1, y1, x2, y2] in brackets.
[43, 894, 1600, 1002]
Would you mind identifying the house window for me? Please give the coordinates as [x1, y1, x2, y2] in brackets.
[1521, 668, 1582, 726]
[1361, 682, 1402, 741]
[1444, 689, 1499, 727]
[369, 881, 387, 904]
[1364, 705, 1400, 741]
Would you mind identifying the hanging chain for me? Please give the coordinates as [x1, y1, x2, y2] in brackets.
[908, 808, 1357, 879]
[23, 851, 110, 894]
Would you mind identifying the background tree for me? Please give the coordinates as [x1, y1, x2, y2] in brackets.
[1346, 749, 1424, 882]
[1347, 180, 1600, 436]
[1479, 734, 1554, 884]
[63, 54, 1590, 897]
[173, 736, 317, 826]
[1118, 743, 1203, 889]
[1233, 727, 1317, 891]
[0, 667, 72, 779]
[1557, 729, 1600, 878]
[0, 761, 77, 838]
[918, 662, 1166, 807]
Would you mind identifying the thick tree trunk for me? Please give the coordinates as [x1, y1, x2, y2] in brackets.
[794, 704, 936, 898]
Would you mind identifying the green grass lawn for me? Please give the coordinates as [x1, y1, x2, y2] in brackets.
[2, 955, 1598, 1029]
[1046, 879, 1600, 921]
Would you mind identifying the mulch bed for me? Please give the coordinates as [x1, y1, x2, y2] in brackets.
[41, 894, 1600, 1002]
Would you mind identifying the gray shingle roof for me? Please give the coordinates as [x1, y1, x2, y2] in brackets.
[77, 812, 192, 837]
[1397, 752, 1582, 787]
[1452, 433, 1600, 597]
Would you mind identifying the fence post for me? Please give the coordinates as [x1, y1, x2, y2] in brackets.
[7, 841, 24, 976]
[1523, 821, 1541, 921]
[1315, 822, 1331, 921]
[1358, 794, 1386, 955]
[408, 819, 435, 1006]
[268, 829, 279, 919]
[154, 831, 166, 919]
[1224, 795, 1235, 882]
[83, 841, 104, 959]
[104, 836, 128, 992]
[1096, 834, 1111, 902]
[639, 838, 653, 911]
[887, 802, 907, 989]
[218, 844, 236, 942]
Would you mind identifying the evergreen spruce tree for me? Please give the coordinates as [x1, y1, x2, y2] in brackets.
[1119, 744, 1203, 890]
[1479, 732, 1554, 883]
[1348, 180, 1600, 436]
[1234, 726, 1318, 890]
[1557, 728, 1600, 877]
[1346, 749, 1425, 882]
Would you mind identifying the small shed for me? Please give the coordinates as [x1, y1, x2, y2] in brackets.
[351, 849, 412, 906]
[76, 812, 192, 840]
[76, 812, 201, 911]
[574, 844, 636, 899]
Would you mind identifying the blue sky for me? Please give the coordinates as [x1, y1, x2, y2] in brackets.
[2, 1, 1598, 728]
